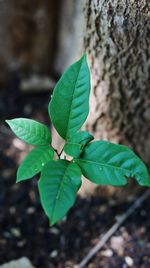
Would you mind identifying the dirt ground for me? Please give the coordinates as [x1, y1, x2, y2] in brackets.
[0, 90, 150, 268]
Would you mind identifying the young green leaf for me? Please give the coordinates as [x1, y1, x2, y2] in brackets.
[6, 118, 51, 146]
[17, 146, 54, 183]
[64, 131, 94, 158]
[49, 54, 90, 139]
[75, 141, 150, 187]
[38, 160, 82, 225]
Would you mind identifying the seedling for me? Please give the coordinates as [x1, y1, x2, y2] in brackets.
[6, 54, 150, 226]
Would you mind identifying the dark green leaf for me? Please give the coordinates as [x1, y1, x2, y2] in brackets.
[17, 146, 54, 183]
[6, 118, 51, 146]
[49, 54, 90, 139]
[75, 141, 150, 187]
[38, 160, 82, 225]
[64, 131, 94, 158]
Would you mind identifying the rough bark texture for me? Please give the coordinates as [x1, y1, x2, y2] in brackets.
[84, 0, 150, 165]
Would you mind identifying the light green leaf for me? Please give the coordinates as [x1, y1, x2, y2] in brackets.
[6, 118, 51, 146]
[64, 131, 94, 158]
[38, 160, 82, 225]
[49, 54, 90, 139]
[17, 146, 54, 183]
[75, 141, 150, 187]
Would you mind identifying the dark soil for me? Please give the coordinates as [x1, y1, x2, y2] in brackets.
[0, 90, 150, 268]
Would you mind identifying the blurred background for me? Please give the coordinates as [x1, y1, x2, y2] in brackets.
[0, 1, 150, 268]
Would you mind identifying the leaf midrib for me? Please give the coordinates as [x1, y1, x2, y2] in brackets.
[76, 158, 134, 175]
[51, 163, 70, 223]
[15, 123, 45, 137]
[66, 60, 83, 139]
[18, 147, 54, 179]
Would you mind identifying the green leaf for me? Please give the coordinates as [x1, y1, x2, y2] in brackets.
[38, 160, 82, 225]
[6, 118, 51, 146]
[75, 141, 150, 187]
[49, 54, 90, 139]
[64, 131, 94, 158]
[17, 146, 54, 183]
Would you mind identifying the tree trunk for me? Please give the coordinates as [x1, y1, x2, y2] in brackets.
[77, 0, 150, 196]
[83, 0, 150, 166]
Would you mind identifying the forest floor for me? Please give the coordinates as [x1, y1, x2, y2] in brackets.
[0, 89, 150, 268]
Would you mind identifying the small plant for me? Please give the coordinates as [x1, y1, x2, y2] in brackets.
[6, 54, 150, 226]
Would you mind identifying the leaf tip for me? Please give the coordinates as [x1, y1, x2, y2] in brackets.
[16, 173, 22, 183]
[5, 119, 16, 129]
[82, 52, 86, 57]
[81, 53, 87, 62]
[5, 119, 11, 125]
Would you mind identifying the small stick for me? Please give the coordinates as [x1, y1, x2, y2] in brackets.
[77, 189, 150, 268]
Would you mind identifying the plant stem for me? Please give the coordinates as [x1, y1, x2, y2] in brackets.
[52, 146, 64, 159]
[59, 146, 64, 157]
[53, 148, 60, 159]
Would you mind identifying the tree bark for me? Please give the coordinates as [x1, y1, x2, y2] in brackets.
[83, 0, 150, 166]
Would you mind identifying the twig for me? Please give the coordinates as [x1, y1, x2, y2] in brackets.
[59, 146, 64, 157]
[53, 149, 60, 159]
[77, 189, 150, 268]
[53, 146, 64, 159]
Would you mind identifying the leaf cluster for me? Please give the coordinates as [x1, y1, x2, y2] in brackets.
[6, 54, 150, 226]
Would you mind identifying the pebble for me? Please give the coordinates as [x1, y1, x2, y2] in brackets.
[109, 199, 117, 206]
[26, 207, 35, 214]
[50, 250, 58, 258]
[0, 257, 36, 268]
[98, 204, 107, 213]
[49, 227, 60, 235]
[110, 235, 124, 255]
[11, 228, 21, 238]
[125, 256, 134, 267]
[101, 249, 113, 257]
[17, 240, 27, 247]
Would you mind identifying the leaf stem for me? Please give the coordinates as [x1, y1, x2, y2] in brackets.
[53, 148, 60, 159]
[59, 146, 64, 157]
[52, 146, 64, 159]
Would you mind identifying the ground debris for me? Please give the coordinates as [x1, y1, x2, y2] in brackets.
[1, 91, 150, 268]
